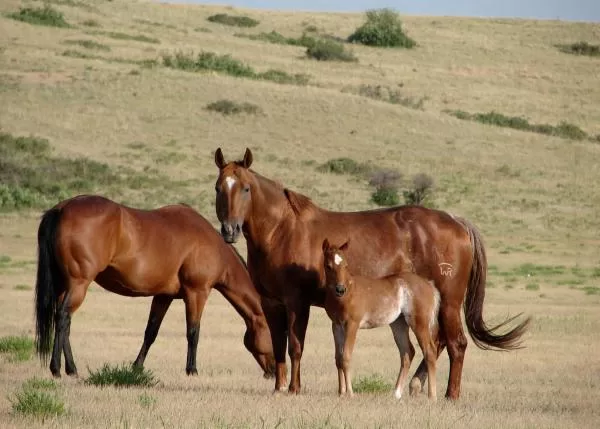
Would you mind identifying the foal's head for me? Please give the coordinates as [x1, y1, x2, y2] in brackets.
[214, 148, 254, 243]
[322, 239, 352, 298]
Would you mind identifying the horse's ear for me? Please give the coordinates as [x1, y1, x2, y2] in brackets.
[322, 238, 330, 252]
[339, 239, 350, 252]
[242, 148, 253, 169]
[215, 148, 226, 169]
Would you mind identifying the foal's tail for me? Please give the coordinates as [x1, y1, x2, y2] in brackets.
[457, 217, 531, 350]
[35, 207, 64, 363]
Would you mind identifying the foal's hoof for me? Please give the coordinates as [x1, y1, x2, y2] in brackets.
[272, 386, 287, 395]
[409, 379, 422, 396]
[186, 368, 198, 376]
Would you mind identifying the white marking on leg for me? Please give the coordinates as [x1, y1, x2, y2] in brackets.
[394, 387, 403, 399]
[225, 176, 236, 190]
[334, 253, 343, 265]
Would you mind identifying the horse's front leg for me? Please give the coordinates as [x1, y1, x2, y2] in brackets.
[341, 321, 359, 397]
[262, 298, 288, 392]
[286, 299, 311, 394]
[134, 295, 174, 368]
[331, 322, 346, 395]
[183, 287, 209, 375]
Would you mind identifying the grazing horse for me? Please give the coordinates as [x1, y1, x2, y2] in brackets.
[34, 195, 275, 378]
[213, 148, 530, 399]
[322, 239, 439, 400]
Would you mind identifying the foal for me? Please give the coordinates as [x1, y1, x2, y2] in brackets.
[322, 239, 440, 400]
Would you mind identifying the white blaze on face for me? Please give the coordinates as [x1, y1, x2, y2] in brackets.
[334, 253, 343, 266]
[225, 176, 236, 191]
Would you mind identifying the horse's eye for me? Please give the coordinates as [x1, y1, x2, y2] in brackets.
[243, 185, 250, 193]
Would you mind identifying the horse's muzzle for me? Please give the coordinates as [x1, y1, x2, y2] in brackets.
[220, 223, 241, 243]
[335, 284, 346, 297]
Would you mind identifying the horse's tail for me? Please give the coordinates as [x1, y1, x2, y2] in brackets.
[35, 207, 64, 363]
[457, 216, 531, 350]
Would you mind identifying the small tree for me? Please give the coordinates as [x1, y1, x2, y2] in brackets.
[348, 9, 416, 48]
[369, 168, 402, 207]
[403, 173, 434, 205]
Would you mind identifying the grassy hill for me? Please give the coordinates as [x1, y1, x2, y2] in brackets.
[0, 1, 599, 428]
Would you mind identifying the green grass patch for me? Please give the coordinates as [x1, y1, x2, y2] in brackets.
[23, 378, 59, 391]
[352, 373, 392, 393]
[7, 5, 71, 28]
[446, 110, 588, 141]
[10, 385, 65, 418]
[138, 392, 157, 409]
[81, 19, 100, 27]
[0, 335, 34, 362]
[581, 286, 600, 295]
[317, 157, 371, 176]
[371, 187, 400, 206]
[86, 363, 158, 388]
[557, 41, 600, 57]
[206, 99, 261, 115]
[63, 39, 110, 51]
[14, 284, 31, 291]
[88, 31, 159, 44]
[207, 13, 259, 28]
[590, 268, 600, 278]
[348, 9, 416, 48]
[525, 283, 540, 291]
[513, 263, 566, 276]
[162, 51, 309, 85]
[236, 31, 313, 47]
[306, 38, 357, 62]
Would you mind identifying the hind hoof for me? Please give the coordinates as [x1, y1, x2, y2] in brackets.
[186, 368, 198, 376]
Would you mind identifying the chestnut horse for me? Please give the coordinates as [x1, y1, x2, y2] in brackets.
[34, 195, 275, 378]
[322, 239, 439, 400]
[213, 148, 530, 400]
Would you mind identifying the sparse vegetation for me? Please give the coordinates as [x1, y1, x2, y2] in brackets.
[10, 380, 65, 418]
[0, 335, 34, 362]
[206, 99, 261, 115]
[162, 51, 310, 85]
[403, 173, 434, 206]
[446, 110, 589, 140]
[207, 13, 259, 28]
[7, 5, 71, 28]
[557, 41, 600, 57]
[87, 31, 160, 44]
[81, 19, 100, 27]
[526, 283, 540, 291]
[86, 363, 158, 388]
[24, 378, 59, 391]
[348, 9, 416, 48]
[138, 392, 157, 409]
[353, 373, 392, 393]
[63, 39, 110, 51]
[353, 84, 427, 109]
[317, 157, 371, 176]
[306, 39, 357, 62]
[236, 31, 315, 47]
[14, 284, 31, 290]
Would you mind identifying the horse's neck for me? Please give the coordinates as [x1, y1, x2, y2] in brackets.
[220, 258, 264, 326]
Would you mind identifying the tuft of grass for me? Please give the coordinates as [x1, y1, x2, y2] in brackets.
[81, 19, 100, 27]
[10, 388, 65, 418]
[162, 51, 309, 85]
[86, 363, 158, 388]
[138, 392, 157, 409]
[0, 335, 34, 362]
[306, 38, 357, 62]
[236, 31, 315, 47]
[195, 27, 212, 33]
[317, 157, 371, 176]
[352, 373, 392, 393]
[355, 84, 426, 110]
[557, 41, 600, 57]
[348, 9, 416, 48]
[88, 31, 159, 44]
[23, 378, 59, 391]
[525, 283, 540, 291]
[446, 110, 588, 141]
[207, 13, 259, 28]
[14, 284, 31, 291]
[7, 5, 71, 28]
[206, 99, 261, 115]
[63, 39, 110, 51]
[581, 286, 600, 295]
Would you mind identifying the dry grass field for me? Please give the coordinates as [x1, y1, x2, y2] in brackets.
[1, 0, 600, 427]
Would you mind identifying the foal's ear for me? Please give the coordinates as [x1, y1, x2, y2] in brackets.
[242, 148, 253, 168]
[322, 238, 330, 252]
[215, 148, 226, 169]
[339, 239, 350, 252]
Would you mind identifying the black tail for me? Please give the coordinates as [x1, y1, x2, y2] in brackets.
[457, 217, 531, 350]
[35, 207, 64, 363]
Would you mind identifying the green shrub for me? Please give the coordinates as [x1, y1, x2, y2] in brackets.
[353, 373, 392, 393]
[557, 41, 600, 57]
[306, 39, 357, 62]
[371, 187, 400, 206]
[348, 9, 415, 48]
[86, 363, 158, 388]
[63, 39, 110, 51]
[317, 158, 370, 175]
[11, 389, 65, 418]
[403, 173, 434, 205]
[0, 335, 34, 362]
[7, 5, 71, 28]
[207, 13, 259, 28]
[206, 99, 261, 115]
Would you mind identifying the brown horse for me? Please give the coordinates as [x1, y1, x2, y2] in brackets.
[213, 148, 530, 399]
[322, 239, 439, 400]
[34, 195, 275, 378]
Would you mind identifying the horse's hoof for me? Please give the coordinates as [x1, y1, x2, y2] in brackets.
[66, 370, 78, 378]
[186, 368, 198, 376]
[409, 379, 422, 396]
[51, 371, 61, 379]
[288, 386, 301, 395]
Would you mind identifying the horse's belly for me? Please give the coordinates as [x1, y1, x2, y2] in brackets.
[95, 267, 180, 297]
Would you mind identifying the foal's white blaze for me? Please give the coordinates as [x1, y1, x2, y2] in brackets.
[334, 253, 343, 265]
[225, 176, 236, 190]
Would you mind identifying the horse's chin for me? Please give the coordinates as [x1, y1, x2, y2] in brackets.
[222, 234, 238, 244]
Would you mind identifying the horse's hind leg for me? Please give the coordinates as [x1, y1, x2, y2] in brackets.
[409, 336, 445, 396]
[390, 318, 414, 399]
[183, 287, 209, 375]
[50, 291, 68, 377]
[134, 295, 173, 368]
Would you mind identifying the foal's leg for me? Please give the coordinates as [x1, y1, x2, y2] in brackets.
[183, 287, 209, 375]
[413, 326, 438, 401]
[286, 300, 311, 394]
[390, 318, 414, 399]
[341, 321, 359, 396]
[409, 336, 445, 396]
[134, 295, 174, 368]
[331, 322, 346, 395]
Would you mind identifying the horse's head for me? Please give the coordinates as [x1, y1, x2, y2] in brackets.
[322, 238, 351, 298]
[243, 319, 276, 379]
[214, 147, 254, 243]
